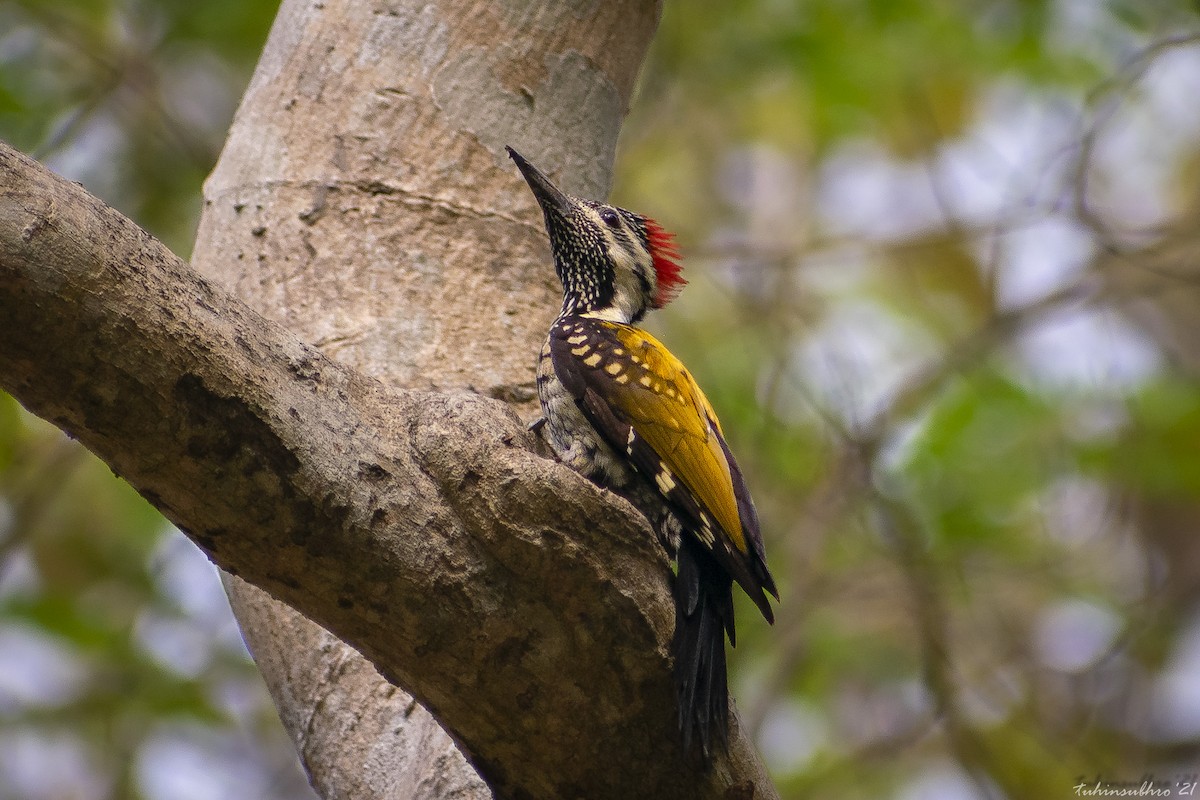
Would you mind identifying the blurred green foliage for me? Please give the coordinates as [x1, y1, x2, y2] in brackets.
[0, 2, 315, 798]
[618, 1, 1200, 798]
[4, 0, 1200, 798]
[0, 394, 315, 797]
[0, 0, 277, 255]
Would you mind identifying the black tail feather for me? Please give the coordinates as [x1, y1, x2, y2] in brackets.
[673, 535, 735, 763]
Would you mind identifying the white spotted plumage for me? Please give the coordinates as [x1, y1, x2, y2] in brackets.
[509, 146, 777, 764]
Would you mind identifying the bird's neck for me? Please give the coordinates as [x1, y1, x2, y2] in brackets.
[559, 295, 637, 325]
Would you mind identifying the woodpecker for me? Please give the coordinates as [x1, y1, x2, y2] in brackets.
[507, 147, 778, 762]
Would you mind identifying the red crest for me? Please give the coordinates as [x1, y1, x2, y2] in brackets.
[644, 218, 686, 308]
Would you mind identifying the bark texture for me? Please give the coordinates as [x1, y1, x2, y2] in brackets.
[191, 0, 663, 796]
[0, 1, 781, 797]
[0, 142, 777, 798]
[222, 577, 488, 800]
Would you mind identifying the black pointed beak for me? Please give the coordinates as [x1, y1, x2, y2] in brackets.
[506, 146, 571, 216]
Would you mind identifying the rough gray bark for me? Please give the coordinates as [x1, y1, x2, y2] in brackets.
[221, 577, 488, 800]
[0, 1, 781, 797]
[0, 142, 777, 798]
[192, 0, 664, 796]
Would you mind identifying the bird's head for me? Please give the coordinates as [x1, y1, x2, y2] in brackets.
[508, 147, 685, 323]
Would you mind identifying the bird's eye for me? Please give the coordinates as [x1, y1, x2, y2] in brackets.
[600, 209, 621, 228]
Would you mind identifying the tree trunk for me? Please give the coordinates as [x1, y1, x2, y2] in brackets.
[0, 0, 780, 797]
[194, 0, 657, 795]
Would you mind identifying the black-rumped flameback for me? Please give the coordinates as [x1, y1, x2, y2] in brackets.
[507, 147, 778, 763]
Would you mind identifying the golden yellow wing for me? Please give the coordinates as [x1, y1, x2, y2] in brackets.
[548, 317, 776, 618]
[600, 325, 744, 553]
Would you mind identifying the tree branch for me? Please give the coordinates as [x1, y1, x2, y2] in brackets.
[0, 136, 776, 798]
